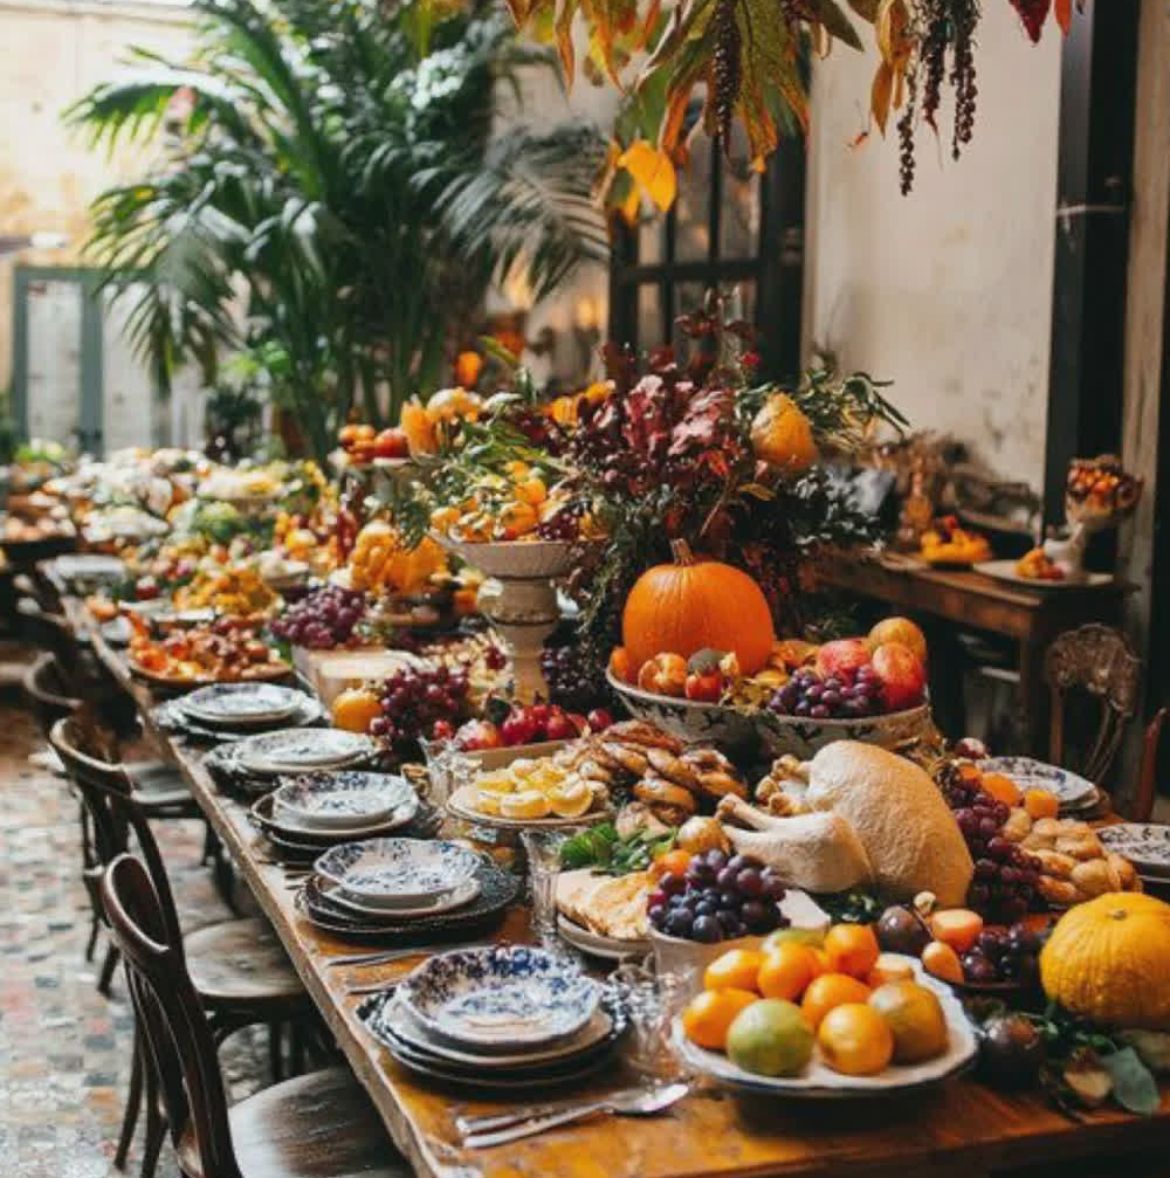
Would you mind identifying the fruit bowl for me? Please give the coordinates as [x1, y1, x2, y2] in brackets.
[430, 534, 584, 580]
[607, 672, 933, 759]
[671, 956, 978, 1099]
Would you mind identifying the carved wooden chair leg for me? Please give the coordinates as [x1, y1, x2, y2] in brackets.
[97, 941, 121, 997]
[114, 1022, 145, 1170]
[139, 1056, 166, 1178]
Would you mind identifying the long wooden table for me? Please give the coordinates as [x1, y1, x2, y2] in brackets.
[63, 597, 1170, 1178]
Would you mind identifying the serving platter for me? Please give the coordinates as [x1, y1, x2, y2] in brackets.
[1098, 823, 1170, 878]
[398, 945, 601, 1050]
[314, 839, 481, 908]
[672, 958, 977, 1099]
[556, 915, 650, 961]
[977, 756, 1097, 810]
[128, 659, 293, 691]
[973, 560, 1112, 590]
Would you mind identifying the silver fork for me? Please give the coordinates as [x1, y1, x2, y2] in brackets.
[459, 1083, 689, 1149]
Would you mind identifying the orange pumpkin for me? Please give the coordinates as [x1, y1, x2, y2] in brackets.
[622, 541, 776, 676]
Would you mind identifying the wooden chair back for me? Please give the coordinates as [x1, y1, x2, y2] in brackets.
[1044, 624, 1140, 786]
[1133, 707, 1168, 823]
[101, 854, 243, 1178]
[49, 715, 183, 950]
[22, 652, 82, 737]
[16, 596, 82, 672]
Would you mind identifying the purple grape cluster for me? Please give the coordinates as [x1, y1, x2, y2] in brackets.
[961, 923, 1046, 986]
[271, 585, 366, 649]
[647, 850, 790, 943]
[540, 643, 605, 713]
[943, 770, 1042, 924]
[769, 665, 885, 720]
[372, 664, 469, 749]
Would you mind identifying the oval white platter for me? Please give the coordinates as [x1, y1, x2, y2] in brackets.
[671, 957, 977, 1099]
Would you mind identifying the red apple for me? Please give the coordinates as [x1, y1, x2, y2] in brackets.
[814, 638, 872, 682]
[455, 719, 503, 751]
[500, 709, 539, 746]
[868, 616, 928, 664]
[544, 708, 577, 741]
[586, 707, 614, 732]
[870, 642, 926, 712]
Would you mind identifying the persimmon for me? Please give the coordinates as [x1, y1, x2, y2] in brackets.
[980, 772, 1023, 807]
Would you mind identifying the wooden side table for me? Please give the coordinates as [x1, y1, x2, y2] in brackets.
[817, 554, 1134, 756]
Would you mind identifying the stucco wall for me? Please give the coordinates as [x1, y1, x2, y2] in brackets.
[804, 3, 1063, 487]
[0, 0, 194, 394]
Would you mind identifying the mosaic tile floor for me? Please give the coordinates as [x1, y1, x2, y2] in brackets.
[0, 694, 268, 1177]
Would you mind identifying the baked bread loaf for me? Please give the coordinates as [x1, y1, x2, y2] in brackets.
[804, 742, 974, 906]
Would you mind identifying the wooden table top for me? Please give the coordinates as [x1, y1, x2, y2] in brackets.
[61, 595, 1170, 1178]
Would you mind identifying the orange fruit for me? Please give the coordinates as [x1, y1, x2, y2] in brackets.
[704, 949, 765, 994]
[817, 1003, 894, 1076]
[980, 772, 1023, 807]
[651, 849, 693, 880]
[758, 944, 820, 1002]
[800, 973, 872, 1030]
[928, 908, 984, 954]
[921, 939, 964, 985]
[808, 947, 830, 979]
[608, 646, 632, 684]
[824, 923, 880, 980]
[682, 988, 758, 1050]
[868, 981, 948, 1063]
[331, 688, 383, 734]
[1024, 789, 1059, 821]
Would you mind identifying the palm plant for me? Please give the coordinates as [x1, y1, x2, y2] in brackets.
[69, 0, 607, 460]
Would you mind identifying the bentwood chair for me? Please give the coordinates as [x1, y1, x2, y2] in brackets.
[1044, 624, 1141, 789]
[1132, 706, 1169, 823]
[101, 853, 407, 1178]
[50, 717, 312, 1178]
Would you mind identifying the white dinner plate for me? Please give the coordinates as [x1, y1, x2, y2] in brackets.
[974, 560, 1112, 590]
[977, 756, 1098, 809]
[236, 729, 375, 775]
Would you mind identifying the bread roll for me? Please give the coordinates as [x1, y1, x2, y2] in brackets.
[804, 742, 974, 906]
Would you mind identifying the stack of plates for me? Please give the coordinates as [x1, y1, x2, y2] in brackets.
[159, 683, 327, 742]
[359, 945, 624, 1090]
[296, 839, 519, 939]
[1098, 823, 1170, 890]
[978, 756, 1101, 815]
[204, 727, 377, 794]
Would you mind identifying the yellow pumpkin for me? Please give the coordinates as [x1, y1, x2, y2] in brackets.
[621, 540, 776, 676]
[1039, 892, 1170, 1030]
[750, 393, 817, 473]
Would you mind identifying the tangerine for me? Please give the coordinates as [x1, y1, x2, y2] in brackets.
[651, 849, 693, 880]
[331, 688, 383, 734]
[682, 988, 759, 1051]
[981, 773, 1023, 807]
[817, 1003, 894, 1076]
[800, 973, 872, 1030]
[824, 923, 880, 980]
[704, 949, 765, 994]
[1024, 789, 1059, 821]
[758, 943, 820, 1002]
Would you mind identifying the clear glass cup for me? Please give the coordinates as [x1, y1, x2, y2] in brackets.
[519, 829, 570, 948]
[609, 958, 696, 1083]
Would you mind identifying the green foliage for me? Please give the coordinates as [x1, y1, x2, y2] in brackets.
[559, 822, 678, 874]
[68, 0, 608, 461]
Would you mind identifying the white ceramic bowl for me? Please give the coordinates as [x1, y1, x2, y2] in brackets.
[314, 838, 481, 908]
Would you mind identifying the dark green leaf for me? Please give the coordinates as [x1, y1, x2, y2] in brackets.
[1100, 1048, 1160, 1116]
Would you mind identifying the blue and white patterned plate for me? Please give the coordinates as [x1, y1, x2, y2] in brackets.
[273, 771, 415, 831]
[319, 876, 480, 918]
[399, 944, 601, 1050]
[1098, 823, 1170, 877]
[977, 756, 1097, 808]
[236, 728, 375, 774]
[314, 838, 481, 908]
[183, 682, 306, 726]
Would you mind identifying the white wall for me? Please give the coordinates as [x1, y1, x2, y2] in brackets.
[804, 3, 1063, 487]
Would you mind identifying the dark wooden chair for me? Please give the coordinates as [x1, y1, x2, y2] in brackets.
[101, 853, 407, 1178]
[1132, 707, 1169, 823]
[50, 717, 312, 1178]
[1044, 623, 1140, 787]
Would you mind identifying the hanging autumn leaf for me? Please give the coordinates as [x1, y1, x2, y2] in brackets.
[617, 138, 678, 210]
[870, 0, 912, 134]
[1009, 0, 1052, 43]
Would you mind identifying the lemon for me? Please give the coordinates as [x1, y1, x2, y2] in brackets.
[549, 780, 593, 818]
[500, 790, 551, 820]
[476, 772, 515, 795]
[474, 790, 502, 816]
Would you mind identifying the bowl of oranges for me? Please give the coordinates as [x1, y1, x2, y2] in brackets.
[674, 923, 977, 1097]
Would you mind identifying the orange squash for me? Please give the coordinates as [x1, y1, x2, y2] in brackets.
[622, 541, 776, 676]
